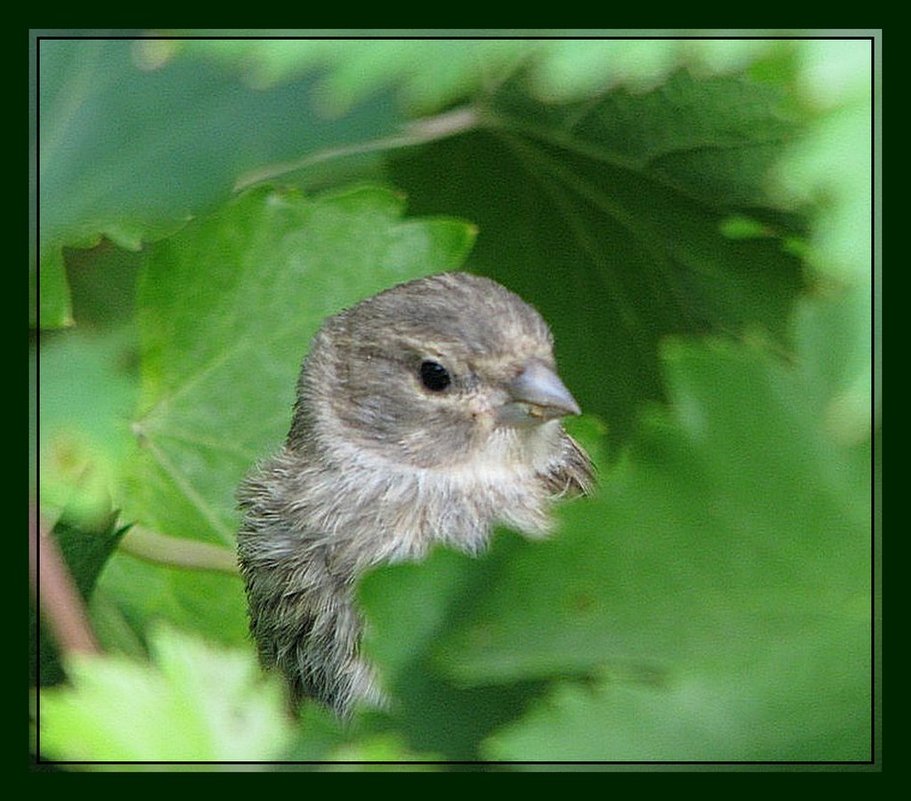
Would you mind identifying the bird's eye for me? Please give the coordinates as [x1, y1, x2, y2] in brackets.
[420, 360, 451, 392]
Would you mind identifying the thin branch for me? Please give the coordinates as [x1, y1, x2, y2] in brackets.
[119, 526, 239, 575]
[234, 105, 481, 192]
[31, 511, 100, 657]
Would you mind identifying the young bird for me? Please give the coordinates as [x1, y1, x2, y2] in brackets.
[237, 272, 593, 717]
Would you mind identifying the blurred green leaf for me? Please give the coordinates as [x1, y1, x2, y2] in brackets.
[483, 605, 868, 761]
[358, 544, 550, 760]
[32, 247, 74, 328]
[37, 40, 402, 253]
[37, 326, 139, 523]
[391, 69, 806, 448]
[794, 283, 873, 445]
[768, 38, 874, 426]
[360, 295, 870, 761]
[176, 39, 531, 114]
[762, 39, 876, 457]
[34, 39, 406, 329]
[93, 550, 249, 652]
[772, 98, 872, 284]
[37, 626, 294, 762]
[524, 39, 786, 101]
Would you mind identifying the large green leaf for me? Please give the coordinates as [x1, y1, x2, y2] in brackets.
[124, 184, 475, 546]
[37, 40, 403, 252]
[34, 39, 405, 328]
[390, 69, 806, 449]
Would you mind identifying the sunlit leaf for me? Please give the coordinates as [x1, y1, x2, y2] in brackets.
[125, 184, 475, 546]
[37, 627, 294, 762]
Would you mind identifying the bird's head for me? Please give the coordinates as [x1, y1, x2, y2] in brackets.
[294, 272, 581, 472]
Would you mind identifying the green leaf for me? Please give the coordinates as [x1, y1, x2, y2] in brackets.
[124, 184, 475, 547]
[37, 40, 403, 253]
[523, 40, 783, 101]
[37, 626, 294, 762]
[35, 39, 406, 328]
[358, 545, 549, 761]
[51, 514, 129, 601]
[767, 38, 873, 377]
[93, 551, 249, 652]
[482, 607, 868, 761]
[768, 40, 874, 430]
[390, 70, 806, 449]
[499, 68, 797, 208]
[62, 238, 143, 328]
[32, 247, 74, 329]
[483, 337, 866, 759]
[175, 39, 532, 115]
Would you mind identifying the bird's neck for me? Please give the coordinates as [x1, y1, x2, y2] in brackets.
[288, 421, 564, 572]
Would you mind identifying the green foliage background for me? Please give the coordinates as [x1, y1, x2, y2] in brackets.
[31, 36, 877, 766]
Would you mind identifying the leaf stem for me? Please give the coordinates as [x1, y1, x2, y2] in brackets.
[119, 526, 239, 575]
[31, 511, 100, 657]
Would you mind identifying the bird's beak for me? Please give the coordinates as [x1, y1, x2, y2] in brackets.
[497, 359, 581, 427]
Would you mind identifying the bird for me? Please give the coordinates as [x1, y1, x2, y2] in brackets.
[236, 271, 594, 718]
